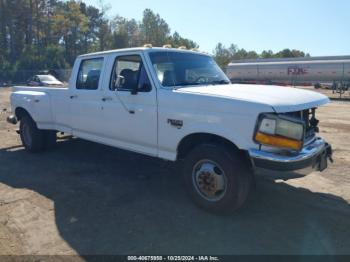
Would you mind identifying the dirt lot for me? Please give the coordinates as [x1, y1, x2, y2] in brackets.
[0, 86, 349, 256]
[298, 85, 350, 101]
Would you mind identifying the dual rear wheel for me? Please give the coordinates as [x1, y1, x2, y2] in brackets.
[19, 115, 57, 152]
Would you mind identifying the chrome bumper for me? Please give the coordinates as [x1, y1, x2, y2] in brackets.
[249, 138, 333, 172]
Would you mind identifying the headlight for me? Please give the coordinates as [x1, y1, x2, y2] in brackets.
[254, 114, 305, 151]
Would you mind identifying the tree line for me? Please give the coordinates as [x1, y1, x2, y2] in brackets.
[0, 0, 309, 82]
[213, 43, 310, 68]
[0, 0, 198, 82]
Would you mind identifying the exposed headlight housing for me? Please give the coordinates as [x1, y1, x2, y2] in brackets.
[254, 114, 305, 151]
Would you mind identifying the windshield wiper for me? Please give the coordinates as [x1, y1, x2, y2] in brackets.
[209, 80, 231, 85]
[170, 80, 230, 88]
[172, 82, 204, 88]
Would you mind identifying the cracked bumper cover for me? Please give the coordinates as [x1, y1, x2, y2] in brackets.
[249, 137, 333, 172]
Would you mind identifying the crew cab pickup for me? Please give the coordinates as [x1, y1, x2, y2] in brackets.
[7, 47, 333, 213]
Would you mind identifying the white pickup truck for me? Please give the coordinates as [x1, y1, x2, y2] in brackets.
[7, 47, 333, 213]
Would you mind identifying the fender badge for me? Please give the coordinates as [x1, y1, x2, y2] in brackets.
[167, 119, 183, 129]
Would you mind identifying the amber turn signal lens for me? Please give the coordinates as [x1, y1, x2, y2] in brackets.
[255, 132, 302, 151]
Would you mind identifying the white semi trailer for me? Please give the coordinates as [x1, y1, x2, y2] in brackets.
[226, 56, 350, 91]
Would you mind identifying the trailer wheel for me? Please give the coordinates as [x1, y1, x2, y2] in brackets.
[183, 143, 253, 214]
[19, 116, 45, 153]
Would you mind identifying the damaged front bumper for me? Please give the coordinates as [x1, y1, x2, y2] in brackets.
[249, 137, 333, 172]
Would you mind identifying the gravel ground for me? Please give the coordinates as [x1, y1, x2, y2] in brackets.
[0, 86, 349, 256]
[298, 85, 350, 101]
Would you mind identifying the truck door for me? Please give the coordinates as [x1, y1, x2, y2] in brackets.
[70, 57, 105, 137]
[99, 53, 158, 156]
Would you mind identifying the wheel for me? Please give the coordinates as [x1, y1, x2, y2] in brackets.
[19, 115, 45, 153]
[183, 143, 253, 214]
[183, 143, 253, 213]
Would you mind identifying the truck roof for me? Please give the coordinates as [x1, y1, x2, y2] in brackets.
[78, 47, 210, 58]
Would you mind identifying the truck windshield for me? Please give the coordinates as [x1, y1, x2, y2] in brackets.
[149, 51, 230, 87]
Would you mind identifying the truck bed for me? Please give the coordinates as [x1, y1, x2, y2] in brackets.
[11, 85, 70, 132]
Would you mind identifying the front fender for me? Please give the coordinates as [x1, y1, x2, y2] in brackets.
[157, 89, 273, 161]
[158, 111, 260, 161]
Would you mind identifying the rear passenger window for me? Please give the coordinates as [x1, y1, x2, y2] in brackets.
[76, 58, 104, 90]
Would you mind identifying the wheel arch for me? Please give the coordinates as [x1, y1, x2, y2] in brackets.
[177, 132, 251, 166]
[15, 107, 32, 120]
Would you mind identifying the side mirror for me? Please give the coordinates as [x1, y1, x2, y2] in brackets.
[131, 83, 151, 95]
[131, 85, 138, 95]
[141, 83, 151, 92]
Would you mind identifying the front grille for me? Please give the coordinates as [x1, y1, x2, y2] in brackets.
[281, 108, 319, 140]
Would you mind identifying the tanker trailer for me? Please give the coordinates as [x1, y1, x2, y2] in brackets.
[226, 56, 350, 91]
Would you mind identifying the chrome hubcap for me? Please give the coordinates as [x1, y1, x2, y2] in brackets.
[192, 160, 227, 202]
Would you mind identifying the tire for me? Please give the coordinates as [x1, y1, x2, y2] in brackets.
[19, 115, 45, 153]
[183, 143, 253, 214]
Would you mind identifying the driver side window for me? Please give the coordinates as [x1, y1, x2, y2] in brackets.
[110, 55, 152, 92]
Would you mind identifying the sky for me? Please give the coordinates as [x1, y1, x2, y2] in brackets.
[84, 0, 350, 56]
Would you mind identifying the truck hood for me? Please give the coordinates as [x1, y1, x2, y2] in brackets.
[176, 84, 330, 113]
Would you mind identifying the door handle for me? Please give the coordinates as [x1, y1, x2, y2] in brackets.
[101, 97, 113, 102]
[70, 95, 78, 99]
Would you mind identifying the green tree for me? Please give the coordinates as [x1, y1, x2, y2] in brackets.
[140, 9, 170, 46]
[168, 31, 198, 49]
[275, 48, 307, 58]
[111, 16, 141, 48]
[80, 3, 103, 53]
[261, 50, 274, 58]
[213, 42, 309, 68]
[213, 43, 233, 69]
[2, 0, 310, 84]
[43, 44, 69, 69]
[53, 0, 88, 64]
